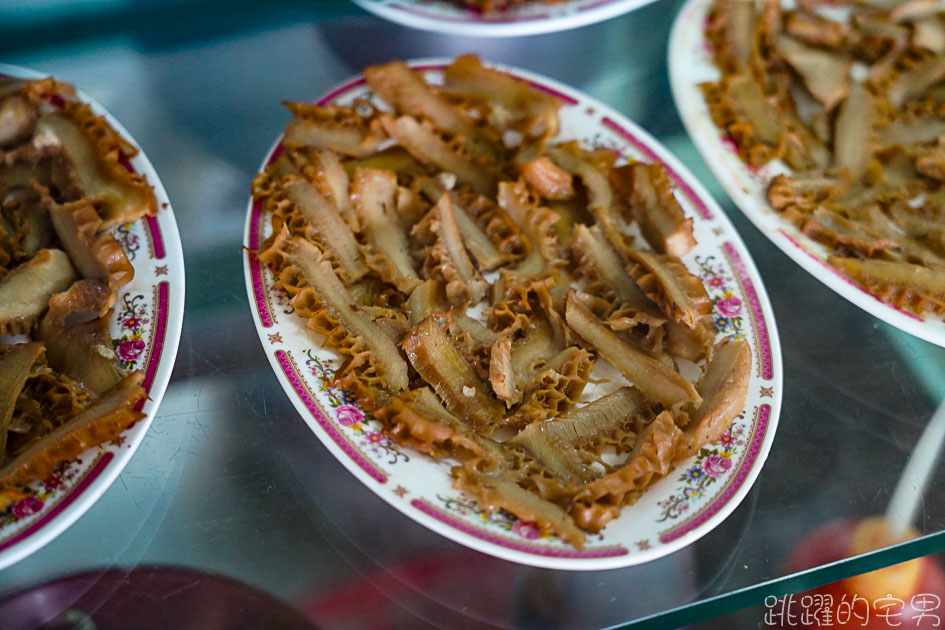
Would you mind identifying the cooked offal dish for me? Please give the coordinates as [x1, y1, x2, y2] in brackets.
[0, 76, 153, 512]
[703, 0, 945, 316]
[253, 56, 751, 546]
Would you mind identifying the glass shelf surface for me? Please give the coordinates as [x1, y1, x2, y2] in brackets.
[1, 1, 945, 628]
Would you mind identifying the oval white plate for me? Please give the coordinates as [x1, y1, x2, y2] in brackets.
[669, 0, 945, 348]
[351, 0, 659, 37]
[243, 59, 783, 570]
[0, 65, 185, 571]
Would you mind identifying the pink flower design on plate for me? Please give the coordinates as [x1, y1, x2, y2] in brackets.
[12, 496, 44, 519]
[715, 297, 742, 318]
[116, 339, 146, 362]
[123, 317, 141, 329]
[512, 520, 541, 540]
[335, 404, 364, 427]
[702, 454, 732, 478]
[720, 135, 739, 155]
[43, 474, 62, 491]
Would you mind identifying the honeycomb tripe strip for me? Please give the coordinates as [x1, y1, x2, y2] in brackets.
[879, 113, 945, 147]
[315, 148, 358, 229]
[17, 363, 93, 430]
[38, 279, 126, 395]
[701, 73, 785, 166]
[377, 387, 503, 470]
[450, 194, 507, 271]
[282, 233, 408, 393]
[0, 144, 79, 198]
[0, 371, 146, 513]
[546, 144, 623, 241]
[432, 193, 488, 304]
[406, 279, 447, 326]
[442, 54, 560, 142]
[282, 103, 388, 159]
[829, 255, 945, 313]
[509, 317, 559, 373]
[36, 105, 156, 228]
[604, 301, 671, 356]
[496, 180, 562, 267]
[664, 317, 717, 364]
[346, 148, 428, 190]
[0, 249, 77, 336]
[785, 10, 849, 49]
[886, 204, 945, 255]
[766, 172, 846, 215]
[504, 346, 594, 428]
[913, 17, 945, 53]
[833, 82, 876, 181]
[509, 386, 645, 486]
[570, 411, 681, 532]
[489, 335, 520, 408]
[535, 386, 646, 446]
[45, 197, 134, 309]
[283, 176, 369, 283]
[486, 316, 559, 405]
[441, 312, 492, 381]
[0, 94, 36, 148]
[888, 55, 945, 108]
[675, 339, 751, 460]
[565, 293, 701, 408]
[706, 0, 757, 70]
[0, 342, 44, 463]
[0, 187, 54, 275]
[414, 193, 488, 305]
[864, 205, 945, 267]
[380, 114, 496, 196]
[775, 34, 851, 112]
[625, 249, 712, 329]
[291, 147, 359, 230]
[365, 61, 497, 160]
[452, 311, 499, 347]
[802, 207, 901, 258]
[452, 466, 585, 547]
[570, 223, 665, 320]
[352, 168, 421, 293]
[403, 315, 505, 435]
[612, 162, 696, 257]
[456, 189, 529, 264]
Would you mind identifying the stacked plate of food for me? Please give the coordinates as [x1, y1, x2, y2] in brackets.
[350, 0, 661, 37]
[0, 66, 184, 570]
[670, 0, 945, 347]
[244, 56, 782, 569]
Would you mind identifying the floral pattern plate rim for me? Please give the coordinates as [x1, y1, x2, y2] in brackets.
[0, 64, 185, 571]
[350, 0, 660, 37]
[242, 59, 783, 570]
[668, 0, 945, 349]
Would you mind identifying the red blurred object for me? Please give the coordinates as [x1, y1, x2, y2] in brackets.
[299, 552, 515, 630]
[0, 566, 317, 630]
[770, 519, 945, 629]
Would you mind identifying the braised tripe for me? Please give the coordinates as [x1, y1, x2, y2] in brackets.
[703, 0, 945, 316]
[0, 76, 154, 512]
[255, 56, 751, 546]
